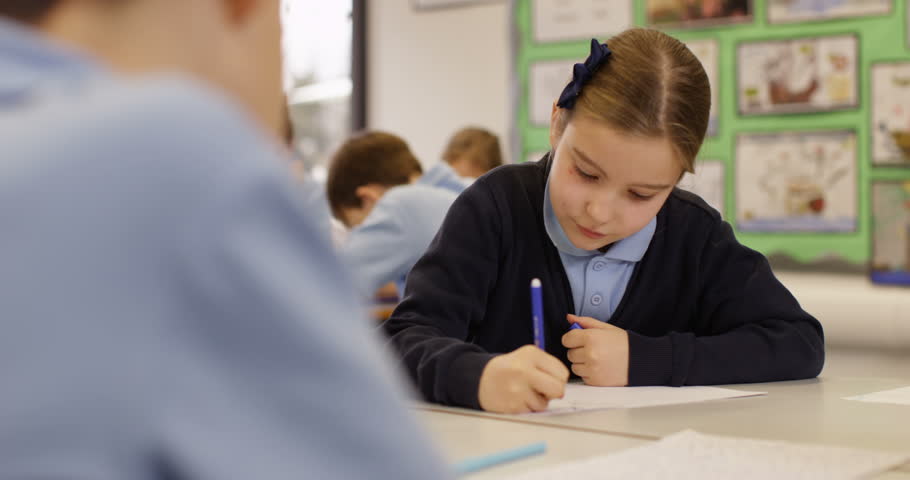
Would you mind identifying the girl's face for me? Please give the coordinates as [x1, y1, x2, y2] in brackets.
[548, 114, 682, 251]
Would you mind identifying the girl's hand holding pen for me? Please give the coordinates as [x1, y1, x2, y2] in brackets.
[478, 345, 569, 414]
[562, 313, 630, 387]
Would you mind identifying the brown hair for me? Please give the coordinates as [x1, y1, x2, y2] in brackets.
[554, 28, 710, 174]
[442, 127, 503, 174]
[326, 131, 423, 220]
[0, 1, 61, 24]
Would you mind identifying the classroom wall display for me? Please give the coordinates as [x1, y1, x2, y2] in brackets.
[512, 0, 910, 270]
[679, 160, 725, 216]
[646, 0, 752, 29]
[687, 39, 720, 136]
[413, 0, 502, 10]
[766, 0, 891, 24]
[736, 130, 857, 232]
[529, 60, 575, 126]
[871, 61, 910, 167]
[737, 34, 858, 116]
[532, 0, 633, 44]
[871, 181, 910, 286]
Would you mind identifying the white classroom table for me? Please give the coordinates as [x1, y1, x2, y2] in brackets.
[416, 376, 910, 477]
[417, 408, 910, 479]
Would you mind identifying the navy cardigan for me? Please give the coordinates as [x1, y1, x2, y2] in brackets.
[383, 154, 825, 409]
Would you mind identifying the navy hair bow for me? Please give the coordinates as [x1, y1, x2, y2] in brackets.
[556, 38, 612, 109]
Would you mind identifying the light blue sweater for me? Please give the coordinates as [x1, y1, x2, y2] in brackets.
[0, 19, 451, 480]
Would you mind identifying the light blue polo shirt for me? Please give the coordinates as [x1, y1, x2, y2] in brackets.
[342, 162, 469, 297]
[418, 161, 473, 194]
[543, 173, 656, 321]
[342, 184, 457, 297]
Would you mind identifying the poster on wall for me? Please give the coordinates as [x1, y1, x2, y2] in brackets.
[646, 0, 752, 29]
[767, 0, 891, 24]
[737, 34, 858, 115]
[735, 130, 857, 233]
[686, 39, 719, 137]
[871, 181, 910, 286]
[679, 160, 725, 216]
[871, 61, 910, 167]
[529, 60, 575, 126]
[532, 0, 632, 44]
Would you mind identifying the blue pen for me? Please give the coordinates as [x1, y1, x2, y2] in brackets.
[453, 441, 547, 475]
[531, 278, 544, 350]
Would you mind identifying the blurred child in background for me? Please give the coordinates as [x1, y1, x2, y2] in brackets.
[442, 126, 504, 179]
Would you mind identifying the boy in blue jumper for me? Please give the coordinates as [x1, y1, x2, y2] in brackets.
[384, 29, 825, 414]
[327, 131, 469, 298]
[0, 1, 451, 479]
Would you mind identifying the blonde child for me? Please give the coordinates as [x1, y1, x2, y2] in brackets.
[441, 126, 504, 179]
[384, 29, 824, 414]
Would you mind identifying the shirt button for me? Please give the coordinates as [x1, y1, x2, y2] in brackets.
[592, 261, 606, 271]
[591, 294, 603, 306]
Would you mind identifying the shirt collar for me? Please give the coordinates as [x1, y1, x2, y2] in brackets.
[0, 18, 102, 105]
[543, 168, 656, 261]
[418, 162, 471, 194]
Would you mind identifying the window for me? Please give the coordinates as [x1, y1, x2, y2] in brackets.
[282, 0, 365, 181]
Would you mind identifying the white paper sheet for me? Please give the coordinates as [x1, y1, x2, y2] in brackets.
[532, 0, 632, 44]
[679, 160, 725, 217]
[537, 384, 766, 415]
[505, 430, 910, 480]
[844, 386, 910, 406]
[529, 60, 575, 126]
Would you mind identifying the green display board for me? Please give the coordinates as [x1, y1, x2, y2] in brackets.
[513, 0, 910, 269]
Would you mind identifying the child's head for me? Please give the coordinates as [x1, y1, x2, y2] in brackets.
[442, 127, 503, 178]
[0, 1, 61, 24]
[2, 0, 285, 134]
[327, 131, 423, 228]
[547, 28, 710, 251]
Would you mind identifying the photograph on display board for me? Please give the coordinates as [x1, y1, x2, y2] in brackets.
[767, 0, 891, 24]
[412, 0, 501, 10]
[532, 0, 633, 44]
[871, 61, 910, 167]
[529, 60, 575, 127]
[735, 130, 857, 233]
[679, 160, 725, 216]
[871, 181, 910, 286]
[646, 0, 751, 29]
[737, 34, 858, 115]
[686, 39, 719, 136]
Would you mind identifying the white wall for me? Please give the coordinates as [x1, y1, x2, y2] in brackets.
[776, 273, 910, 351]
[367, 0, 511, 167]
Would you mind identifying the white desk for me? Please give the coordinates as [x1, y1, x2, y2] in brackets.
[417, 376, 910, 476]
[417, 407, 910, 479]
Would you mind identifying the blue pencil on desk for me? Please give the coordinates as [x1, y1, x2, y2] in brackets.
[453, 441, 547, 475]
[531, 278, 544, 349]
